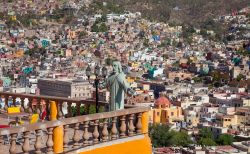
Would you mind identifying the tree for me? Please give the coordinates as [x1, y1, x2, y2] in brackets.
[172, 40, 177, 47]
[198, 128, 217, 146]
[100, 14, 107, 22]
[199, 128, 213, 139]
[185, 37, 193, 45]
[199, 138, 217, 146]
[71, 105, 104, 116]
[170, 131, 193, 147]
[143, 39, 149, 47]
[106, 3, 124, 14]
[149, 124, 172, 147]
[0, 12, 5, 20]
[236, 74, 244, 81]
[78, 31, 87, 39]
[193, 77, 202, 83]
[210, 71, 221, 82]
[149, 124, 193, 147]
[91, 23, 99, 32]
[99, 22, 108, 32]
[216, 134, 234, 145]
[182, 25, 195, 39]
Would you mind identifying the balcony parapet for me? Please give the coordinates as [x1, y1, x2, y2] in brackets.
[0, 103, 150, 154]
[0, 92, 107, 118]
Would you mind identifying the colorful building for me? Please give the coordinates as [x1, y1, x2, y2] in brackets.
[216, 114, 236, 127]
[149, 96, 183, 124]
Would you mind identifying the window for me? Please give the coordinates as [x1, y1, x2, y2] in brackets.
[171, 112, 174, 116]
[157, 112, 160, 116]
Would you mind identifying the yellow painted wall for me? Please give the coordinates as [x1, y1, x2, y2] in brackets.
[188, 117, 199, 127]
[235, 115, 246, 125]
[148, 110, 154, 123]
[151, 107, 183, 124]
[165, 107, 183, 123]
[222, 116, 236, 127]
[78, 135, 152, 154]
[153, 109, 162, 123]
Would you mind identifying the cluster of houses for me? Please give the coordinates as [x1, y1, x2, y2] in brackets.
[0, 1, 250, 153]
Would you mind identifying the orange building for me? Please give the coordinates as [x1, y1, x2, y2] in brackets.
[149, 96, 184, 124]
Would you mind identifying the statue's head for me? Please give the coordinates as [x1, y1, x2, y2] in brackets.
[112, 60, 122, 74]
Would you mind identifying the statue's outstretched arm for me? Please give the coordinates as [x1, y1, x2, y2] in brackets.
[118, 76, 136, 95]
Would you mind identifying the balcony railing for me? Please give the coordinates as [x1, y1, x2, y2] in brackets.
[0, 92, 150, 154]
[0, 92, 107, 118]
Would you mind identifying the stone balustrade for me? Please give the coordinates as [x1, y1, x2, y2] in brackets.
[0, 105, 150, 154]
[0, 92, 107, 118]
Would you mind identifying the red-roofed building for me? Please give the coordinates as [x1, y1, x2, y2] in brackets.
[154, 147, 180, 154]
[149, 96, 184, 124]
[155, 96, 171, 108]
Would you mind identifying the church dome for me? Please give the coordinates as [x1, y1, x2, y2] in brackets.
[155, 96, 171, 108]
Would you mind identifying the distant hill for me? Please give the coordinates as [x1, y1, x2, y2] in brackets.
[94, 0, 250, 25]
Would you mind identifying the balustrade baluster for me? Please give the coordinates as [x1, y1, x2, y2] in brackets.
[12, 97, 16, 107]
[28, 98, 33, 113]
[111, 117, 118, 140]
[20, 97, 25, 112]
[67, 102, 72, 117]
[63, 124, 70, 151]
[83, 121, 89, 146]
[45, 100, 50, 120]
[93, 120, 99, 144]
[120, 115, 126, 138]
[73, 122, 80, 148]
[46, 128, 54, 154]
[128, 114, 135, 136]
[36, 98, 42, 116]
[9, 133, 17, 154]
[76, 102, 81, 116]
[102, 118, 108, 142]
[35, 129, 43, 154]
[85, 104, 90, 114]
[136, 113, 142, 134]
[22, 131, 30, 154]
[57, 101, 63, 119]
[4, 95, 9, 111]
